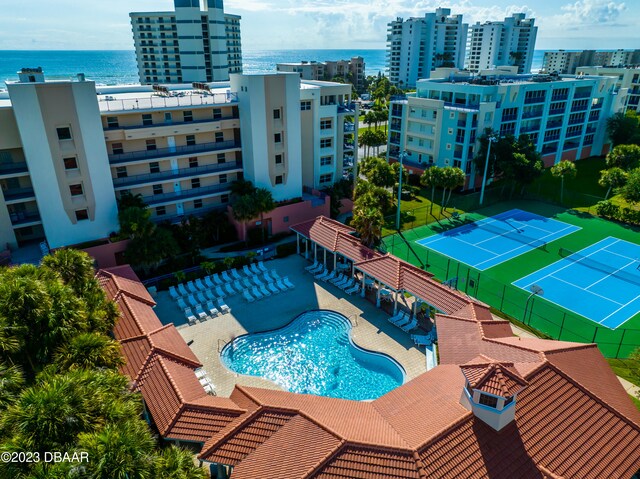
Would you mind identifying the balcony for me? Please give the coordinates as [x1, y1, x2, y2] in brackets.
[502, 114, 518, 122]
[571, 104, 588, 112]
[109, 140, 240, 165]
[573, 91, 592, 99]
[0, 162, 29, 176]
[343, 142, 355, 150]
[152, 203, 227, 224]
[522, 109, 543, 119]
[112, 161, 242, 189]
[3, 187, 35, 202]
[343, 122, 355, 133]
[549, 108, 565, 116]
[524, 96, 546, 104]
[520, 125, 540, 134]
[9, 211, 41, 226]
[98, 92, 238, 113]
[568, 117, 585, 125]
[551, 95, 568, 102]
[143, 183, 231, 206]
[104, 114, 238, 132]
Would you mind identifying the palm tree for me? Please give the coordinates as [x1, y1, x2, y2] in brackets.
[598, 167, 628, 199]
[230, 178, 256, 198]
[443, 167, 466, 210]
[126, 226, 179, 275]
[420, 166, 445, 214]
[41, 249, 96, 295]
[351, 204, 384, 248]
[54, 332, 124, 372]
[153, 445, 207, 478]
[551, 160, 577, 204]
[253, 188, 276, 243]
[0, 362, 24, 410]
[232, 194, 258, 244]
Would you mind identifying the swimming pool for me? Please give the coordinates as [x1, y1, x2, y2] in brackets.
[220, 310, 405, 400]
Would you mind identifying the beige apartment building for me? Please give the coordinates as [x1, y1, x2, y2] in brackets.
[576, 66, 640, 112]
[276, 57, 365, 92]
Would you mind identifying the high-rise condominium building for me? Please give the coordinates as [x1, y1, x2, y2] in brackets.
[576, 66, 640, 112]
[466, 13, 537, 74]
[130, 0, 242, 85]
[0, 70, 357, 251]
[543, 49, 640, 75]
[387, 8, 468, 88]
[387, 70, 624, 188]
[277, 57, 366, 92]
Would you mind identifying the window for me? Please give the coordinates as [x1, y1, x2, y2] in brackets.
[320, 156, 332, 166]
[320, 138, 332, 149]
[63, 157, 78, 170]
[69, 184, 83, 196]
[149, 162, 160, 174]
[106, 117, 119, 128]
[274, 133, 282, 143]
[219, 174, 227, 184]
[183, 110, 193, 122]
[213, 108, 222, 120]
[194, 199, 203, 209]
[320, 119, 332, 130]
[156, 206, 166, 216]
[215, 132, 224, 143]
[283, 216, 289, 223]
[189, 157, 198, 168]
[221, 194, 229, 204]
[273, 109, 281, 119]
[146, 139, 157, 151]
[275, 154, 283, 165]
[191, 178, 200, 188]
[116, 166, 128, 178]
[75, 209, 89, 221]
[164, 112, 172, 123]
[478, 393, 498, 408]
[56, 127, 72, 140]
[186, 135, 196, 146]
[300, 100, 311, 111]
[275, 175, 283, 185]
[319, 173, 332, 184]
[142, 114, 153, 126]
[112, 143, 124, 155]
[152, 184, 163, 195]
[217, 153, 226, 164]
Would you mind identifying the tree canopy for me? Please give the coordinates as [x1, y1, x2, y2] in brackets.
[606, 144, 640, 171]
[606, 111, 640, 148]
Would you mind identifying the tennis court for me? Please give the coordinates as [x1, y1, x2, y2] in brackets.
[416, 209, 580, 271]
[514, 237, 640, 329]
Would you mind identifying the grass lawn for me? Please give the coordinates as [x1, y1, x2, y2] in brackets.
[607, 357, 640, 386]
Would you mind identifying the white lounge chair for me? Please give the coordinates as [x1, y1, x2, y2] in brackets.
[177, 297, 188, 310]
[204, 383, 216, 395]
[243, 289, 255, 303]
[196, 292, 207, 304]
[270, 270, 281, 279]
[314, 268, 329, 280]
[195, 278, 207, 291]
[267, 282, 279, 294]
[215, 286, 226, 298]
[262, 272, 273, 283]
[195, 369, 208, 379]
[188, 295, 198, 308]
[217, 298, 230, 314]
[206, 301, 219, 317]
[252, 276, 264, 287]
[336, 276, 352, 289]
[393, 313, 412, 328]
[345, 284, 359, 295]
[231, 269, 242, 280]
[178, 283, 189, 296]
[309, 263, 323, 275]
[204, 289, 215, 302]
[225, 283, 235, 295]
[233, 280, 244, 292]
[222, 271, 233, 283]
[259, 284, 271, 297]
[187, 281, 198, 294]
[212, 274, 223, 286]
[305, 260, 319, 272]
[330, 274, 345, 285]
[275, 278, 288, 292]
[250, 263, 261, 275]
[251, 286, 263, 300]
[283, 277, 295, 289]
[340, 278, 355, 291]
[258, 261, 268, 272]
[400, 318, 418, 332]
[204, 276, 215, 289]
[388, 311, 404, 325]
[322, 271, 337, 282]
[169, 286, 180, 300]
[242, 278, 253, 289]
[411, 334, 431, 346]
[184, 308, 197, 325]
[243, 265, 252, 276]
[195, 304, 208, 321]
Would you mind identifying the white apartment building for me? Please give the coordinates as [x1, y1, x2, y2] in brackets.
[387, 9, 468, 88]
[130, 0, 242, 85]
[576, 66, 640, 112]
[387, 71, 624, 188]
[276, 57, 366, 92]
[543, 49, 640, 75]
[0, 70, 356, 251]
[467, 14, 537, 74]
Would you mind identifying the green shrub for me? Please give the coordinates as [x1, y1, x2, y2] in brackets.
[595, 200, 620, 220]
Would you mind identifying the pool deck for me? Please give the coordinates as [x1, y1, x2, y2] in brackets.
[152, 255, 428, 397]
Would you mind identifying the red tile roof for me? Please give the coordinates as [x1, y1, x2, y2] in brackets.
[312, 446, 422, 479]
[290, 216, 356, 253]
[113, 295, 163, 341]
[460, 357, 528, 397]
[96, 267, 155, 305]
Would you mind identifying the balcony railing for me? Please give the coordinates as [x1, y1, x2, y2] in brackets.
[109, 140, 240, 164]
[524, 96, 546, 104]
[152, 203, 227, 224]
[571, 105, 588, 112]
[143, 184, 231, 206]
[522, 110, 543, 119]
[3, 187, 35, 201]
[574, 91, 592, 99]
[0, 162, 29, 175]
[112, 161, 242, 188]
[104, 115, 238, 131]
[549, 108, 565, 116]
[98, 92, 238, 113]
[10, 211, 41, 226]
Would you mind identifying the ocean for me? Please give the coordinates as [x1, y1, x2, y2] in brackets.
[0, 49, 546, 87]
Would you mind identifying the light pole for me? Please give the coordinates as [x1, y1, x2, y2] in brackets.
[395, 151, 407, 230]
[479, 135, 497, 206]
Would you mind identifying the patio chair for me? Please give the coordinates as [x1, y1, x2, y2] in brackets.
[251, 286, 263, 300]
[217, 298, 231, 314]
[340, 278, 355, 291]
[283, 277, 295, 289]
[243, 265, 252, 276]
[305, 260, 319, 272]
[195, 278, 207, 291]
[308, 263, 323, 275]
[184, 308, 197, 325]
[205, 289, 217, 302]
[242, 278, 253, 289]
[215, 286, 226, 298]
[252, 276, 263, 287]
[212, 273, 223, 286]
[204, 276, 215, 289]
[169, 286, 180, 300]
[225, 282, 235, 295]
[250, 263, 261, 275]
[177, 298, 188, 310]
[187, 281, 198, 294]
[222, 271, 233, 283]
[195, 368, 208, 379]
[314, 268, 329, 280]
[195, 304, 208, 321]
[178, 283, 189, 296]
[275, 278, 288, 292]
[243, 289, 255, 303]
[233, 280, 244, 292]
[400, 318, 418, 332]
[322, 270, 337, 282]
[411, 334, 431, 346]
[258, 261, 268, 272]
[270, 270, 281, 279]
[199, 377, 213, 387]
[392, 312, 412, 328]
[262, 272, 273, 283]
[388, 311, 404, 325]
[231, 269, 242, 280]
[188, 295, 198, 308]
[196, 291, 208, 304]
[267, 282, 280, 294]
[259, 284, 271, 297]
[344, 284, 360, 295]
[330, 273, 345, 285]
[206, 301, 219, 317]
[204, 383, 216, 395]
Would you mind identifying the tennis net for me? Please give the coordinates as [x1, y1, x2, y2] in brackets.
[559, 247, 640, 287]
[479, 221, 547, 250]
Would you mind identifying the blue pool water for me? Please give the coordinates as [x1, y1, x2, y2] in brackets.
[220, 310, 405, 400]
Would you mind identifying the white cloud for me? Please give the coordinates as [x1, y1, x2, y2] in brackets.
[560, 0, 626, 24]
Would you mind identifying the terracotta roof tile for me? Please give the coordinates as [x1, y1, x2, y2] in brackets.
[335, 232, 383, 263]
[460, 358, 528, 397]
[230, 415, 342, 479]
[119, 335, 152, 381]
[312, 446, 421, 479]
[96, 268, 155, 305]
[167, 405, 242, 443]
[147, 324, 202, 368]
[290, 216, 356, 253]
[113, 295, 163, 341]
[356, 255, 404, 290]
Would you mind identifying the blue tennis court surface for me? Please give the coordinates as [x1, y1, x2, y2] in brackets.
[514, 237, 640, 329]
[416, 209, 580, 271]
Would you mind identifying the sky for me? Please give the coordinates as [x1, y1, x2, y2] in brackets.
[0, 0, 638, 51]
